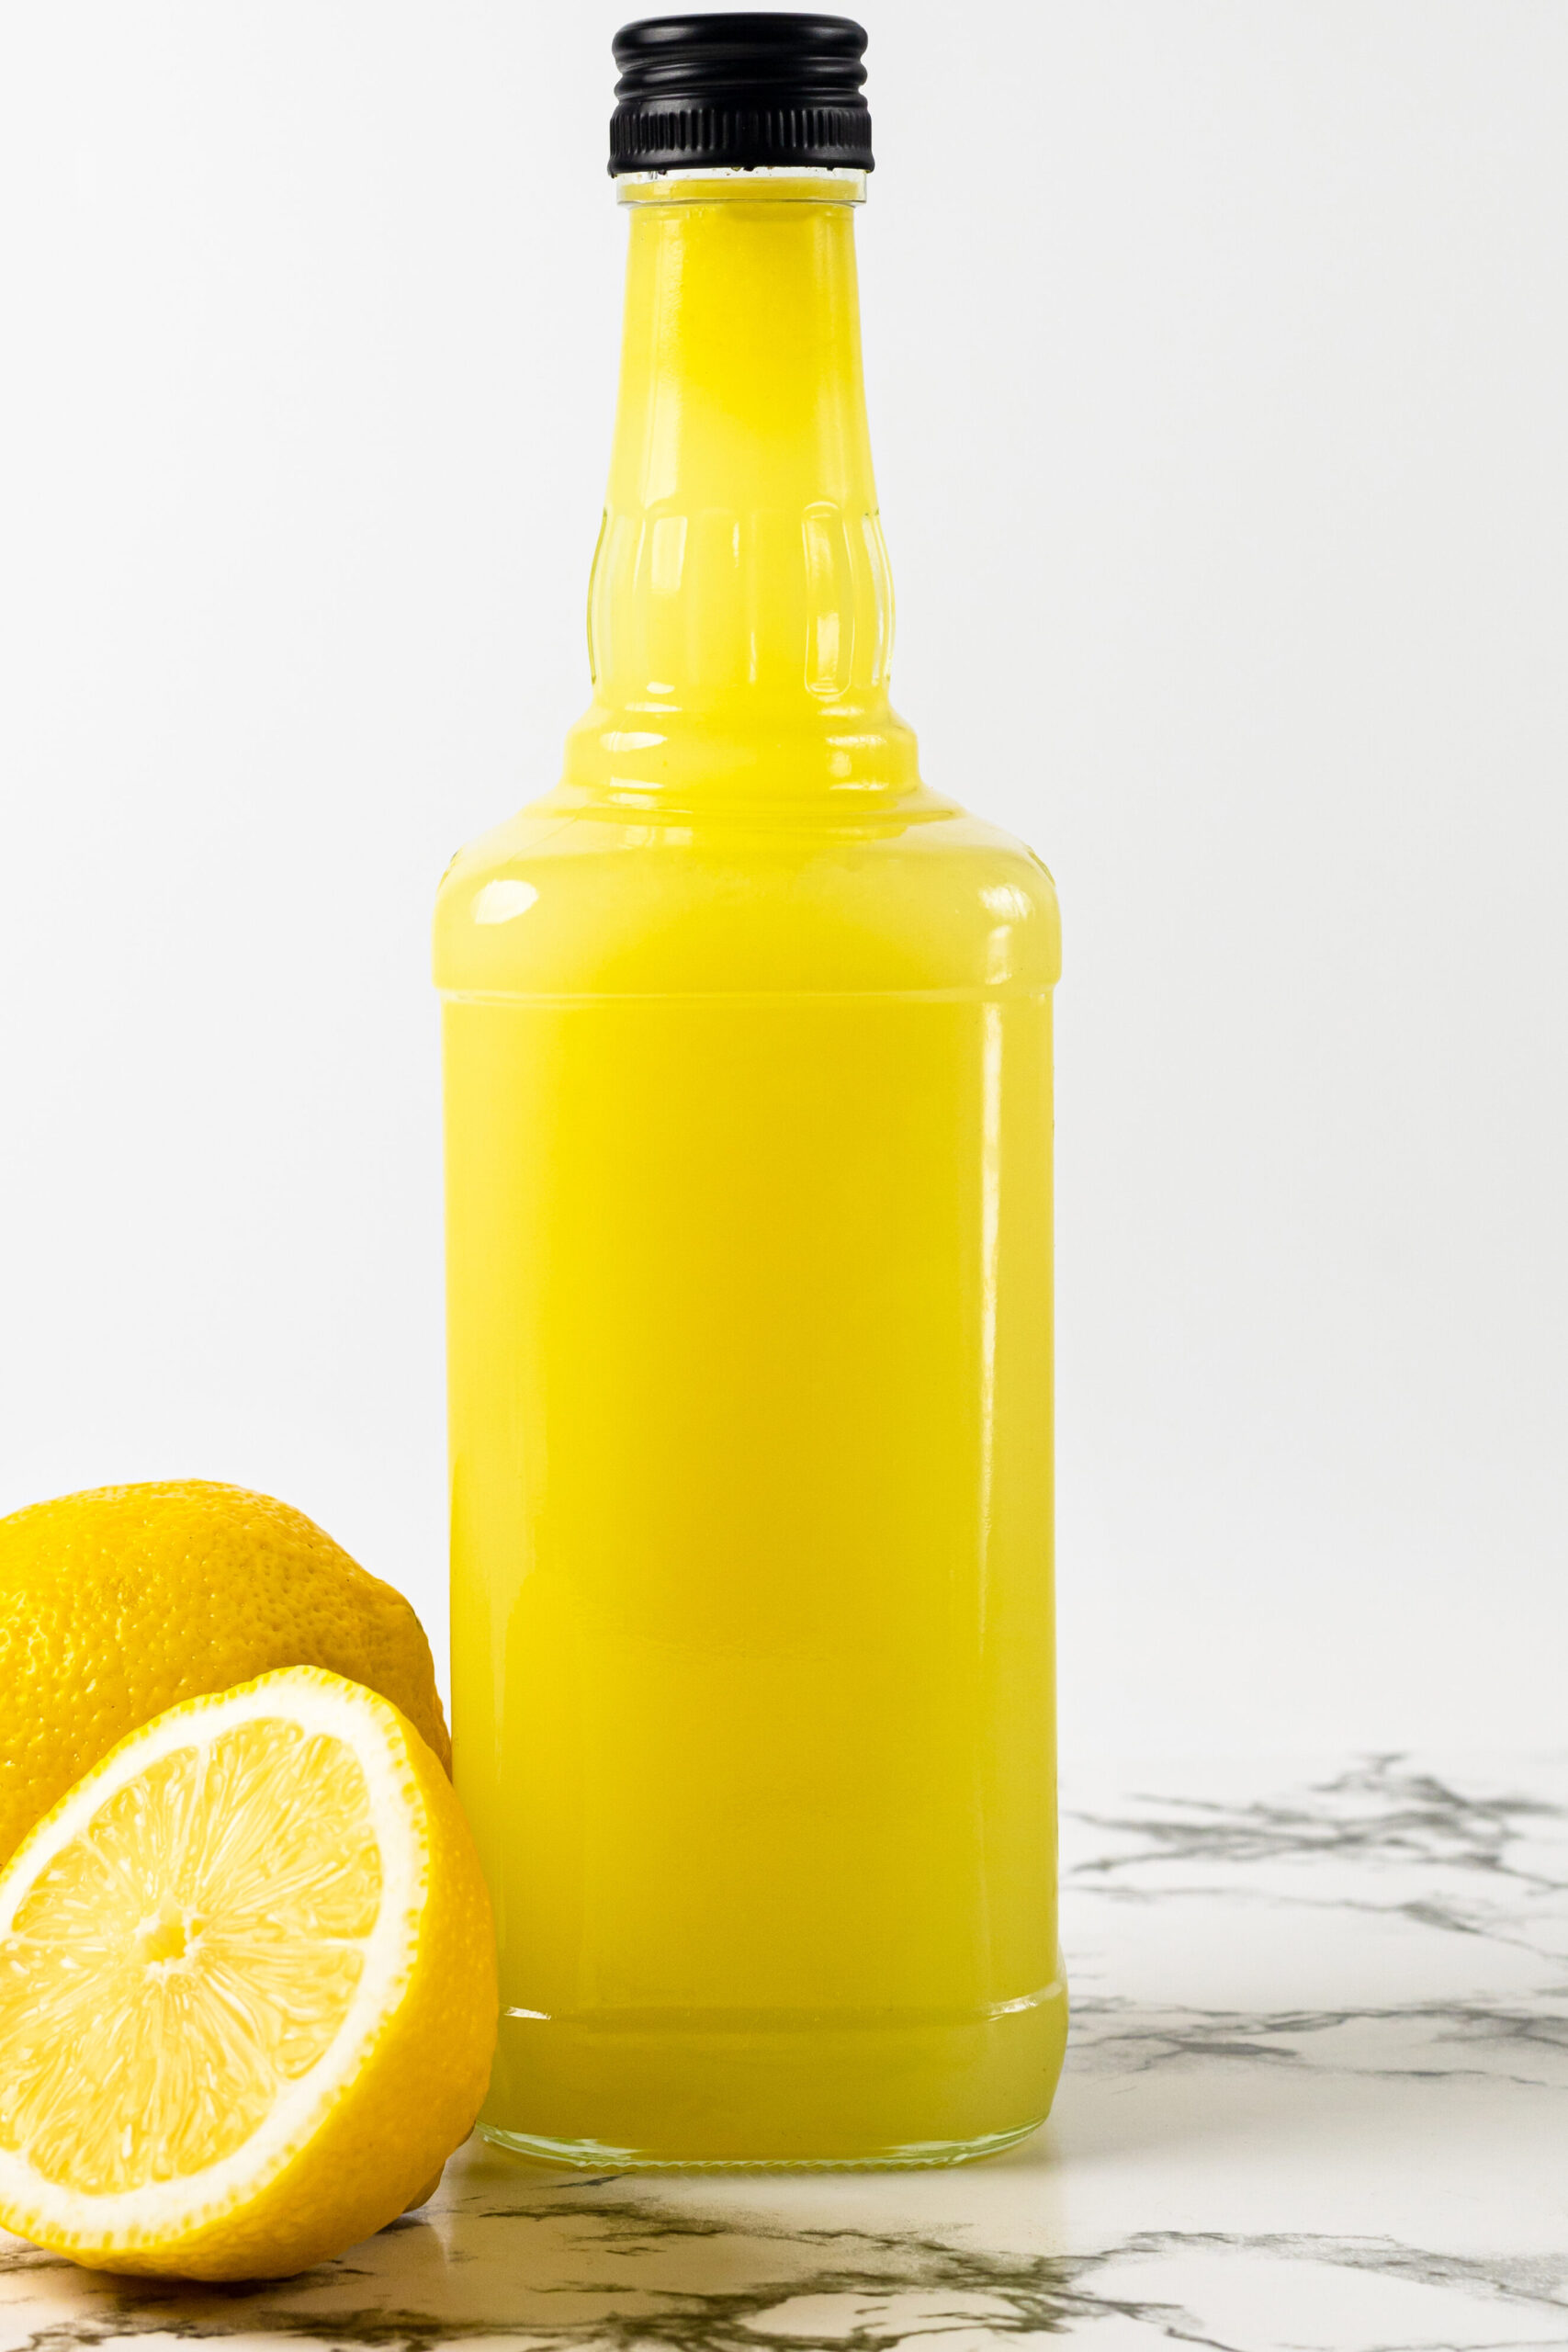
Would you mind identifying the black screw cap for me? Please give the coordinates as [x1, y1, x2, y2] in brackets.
[609, 13, 873, 176]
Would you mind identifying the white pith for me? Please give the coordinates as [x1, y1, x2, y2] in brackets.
[0, 1668, 428, 2249]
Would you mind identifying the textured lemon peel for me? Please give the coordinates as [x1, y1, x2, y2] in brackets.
[0, 1480, 452, 1876]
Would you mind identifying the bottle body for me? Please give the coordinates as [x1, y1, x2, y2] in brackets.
[437, 170, 1065, 2165]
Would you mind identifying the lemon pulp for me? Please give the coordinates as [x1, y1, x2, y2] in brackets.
[0, 1719, 380, 2193]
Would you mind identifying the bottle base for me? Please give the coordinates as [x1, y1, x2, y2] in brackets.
[478, 2118, 1046, 2173]
[475, 1974, 1066, 2173]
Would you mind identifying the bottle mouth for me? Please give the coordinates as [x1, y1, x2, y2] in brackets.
[609, 12, 874, 177]
[615, 164, 866, 205]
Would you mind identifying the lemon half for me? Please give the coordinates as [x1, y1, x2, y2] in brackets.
[0, 1667, 496, 2279]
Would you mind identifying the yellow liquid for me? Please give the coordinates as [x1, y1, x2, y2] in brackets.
[436, 174, 1066, 2166]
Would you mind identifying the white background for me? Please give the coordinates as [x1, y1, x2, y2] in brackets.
[2, 4, 1562, 1759]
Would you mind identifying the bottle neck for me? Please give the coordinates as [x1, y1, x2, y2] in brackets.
[563, 172, 919, 806]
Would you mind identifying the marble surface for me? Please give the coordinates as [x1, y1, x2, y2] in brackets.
[4, 1752, 1564, 2352]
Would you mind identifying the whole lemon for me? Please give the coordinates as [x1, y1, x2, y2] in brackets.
[0, 1480, 450, 1870]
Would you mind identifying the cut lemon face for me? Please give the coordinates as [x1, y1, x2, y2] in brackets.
[0, 1668, 496, 2280]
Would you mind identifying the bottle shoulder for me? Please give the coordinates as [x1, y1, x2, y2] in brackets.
[433, 789, 1060, 999]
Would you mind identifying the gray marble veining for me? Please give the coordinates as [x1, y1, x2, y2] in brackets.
[5, 1753, 1565, 2352]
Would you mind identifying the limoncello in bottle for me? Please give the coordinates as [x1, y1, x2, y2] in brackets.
[436, 12, 1066, 2167]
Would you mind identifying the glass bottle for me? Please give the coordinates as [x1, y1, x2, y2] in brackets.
[435, 13, 1066, 2167]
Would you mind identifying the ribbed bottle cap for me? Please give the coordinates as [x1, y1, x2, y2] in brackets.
[609, 13, 873, 177]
